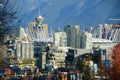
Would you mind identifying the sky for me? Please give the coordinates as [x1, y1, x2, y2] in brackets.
[11, 0, 120, 31]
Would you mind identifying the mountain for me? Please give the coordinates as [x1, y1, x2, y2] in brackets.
[14, 0, 120, 31]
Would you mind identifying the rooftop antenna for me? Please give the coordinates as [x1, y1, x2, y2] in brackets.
[50, 27, 53, 37]
[58, 26, 61, 31]
[38, 0, 41, 16]
[90, 27, 93, 33]
[81, 26, 84, 32]
[53, 28, 55, 34]
[39, 9, 41, 16]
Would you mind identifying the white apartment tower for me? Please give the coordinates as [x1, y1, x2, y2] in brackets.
[12, 27, 34, 61]
[54, 31, 67, 47]
[12, 27, 27, 40]
[16, 40, 34, 60]
[81, 32, 93, 49]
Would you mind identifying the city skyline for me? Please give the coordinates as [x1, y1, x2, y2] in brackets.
[10, 0, 120, 31]
[1, 0, 120, 79]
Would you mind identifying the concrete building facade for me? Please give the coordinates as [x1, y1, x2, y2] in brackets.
[10, 27, 34, 61]
[64, 25, 81, 48]
[15, 40, 34, 61]
[39, 52, 47, 70]
[48, 50, 67, 68]
[27, 16, 48, 41]
[81, 32, 92, 49]
[12, 27, 27, 40]
[54, 31, 67, 47]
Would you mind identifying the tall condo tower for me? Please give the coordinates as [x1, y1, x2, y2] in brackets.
[64, 25, 81, 48]
[54, 31, 67, 47]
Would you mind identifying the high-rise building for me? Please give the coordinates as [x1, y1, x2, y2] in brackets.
[54, 31, 67, 47]
[81, 32, 92, 49]
[15, 40, 34, 61]
[5, 39, 34, 62]
[10, 27, 34, 61]
[64, 25, 81, 48]
[27, 16, 48, 41]
[27, 22, 36, 40]
[42, 24, 48, 38]
[12, 27, 27, 40]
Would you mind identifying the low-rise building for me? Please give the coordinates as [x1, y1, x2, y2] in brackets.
[48, 50, 67, 68]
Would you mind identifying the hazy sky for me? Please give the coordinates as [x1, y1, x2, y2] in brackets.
[11, 0, 120, 31]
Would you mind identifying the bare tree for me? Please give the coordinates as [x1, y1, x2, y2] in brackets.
[0, 0, 17, 43]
